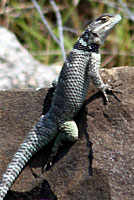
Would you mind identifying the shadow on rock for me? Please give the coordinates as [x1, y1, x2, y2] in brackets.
[5, 180, 57, 200]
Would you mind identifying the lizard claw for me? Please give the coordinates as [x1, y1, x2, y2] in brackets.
[42, 145, 59, 173]
[101, 82, 122, 102]
[42, 157, 54, 173]
[102, 90, 109, 102]
[106, 88, 123, 94]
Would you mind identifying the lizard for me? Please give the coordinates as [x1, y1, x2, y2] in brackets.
[0, 13, 122, 200]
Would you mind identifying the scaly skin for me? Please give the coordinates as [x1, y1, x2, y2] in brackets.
[0, 13, 121, 200]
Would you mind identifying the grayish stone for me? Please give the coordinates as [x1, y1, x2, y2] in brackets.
[0, 27, 61, 89]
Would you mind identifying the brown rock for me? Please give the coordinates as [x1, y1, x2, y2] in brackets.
[0, 66, 134, 200]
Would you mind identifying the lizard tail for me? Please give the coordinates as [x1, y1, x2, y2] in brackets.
[0, 114, 57, 200]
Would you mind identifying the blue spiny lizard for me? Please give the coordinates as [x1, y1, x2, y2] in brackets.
[0, 13, 122, 199]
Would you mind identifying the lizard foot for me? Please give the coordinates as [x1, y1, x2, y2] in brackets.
[101, 80, 122, 102]
[42, 139, 63, 173]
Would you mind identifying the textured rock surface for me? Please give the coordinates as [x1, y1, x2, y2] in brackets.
[0, 27, 60, 89]
[0, 66, 133, 200]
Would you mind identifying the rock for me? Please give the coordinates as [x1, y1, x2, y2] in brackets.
[0, 66, 133, 200]
[0, 27, 61, 89]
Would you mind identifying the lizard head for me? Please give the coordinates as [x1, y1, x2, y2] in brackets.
[88, 14, 122, 45]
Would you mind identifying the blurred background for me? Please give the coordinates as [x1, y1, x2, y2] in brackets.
[0, 0, 134, 88]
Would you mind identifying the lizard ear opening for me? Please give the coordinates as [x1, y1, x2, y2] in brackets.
[92, 32, 101, 45]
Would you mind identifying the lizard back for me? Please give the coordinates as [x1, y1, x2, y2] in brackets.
[50, 33, 96, 120]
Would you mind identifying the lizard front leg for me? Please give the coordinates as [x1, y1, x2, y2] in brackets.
[42, 120, 78, 171]
[88, 61, 122, 102]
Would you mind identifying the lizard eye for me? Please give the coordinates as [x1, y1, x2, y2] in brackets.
[96, 16, 109, 22]
[101, 16, 109, 21]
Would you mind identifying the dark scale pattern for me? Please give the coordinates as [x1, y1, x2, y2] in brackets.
[73, 30, 99, 53]
[50, 51, 91, 119]
[73, 43, 99, 54]
[0, 14, 121, 200]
